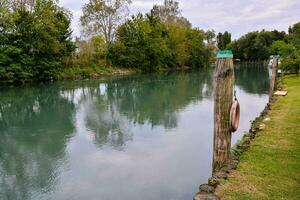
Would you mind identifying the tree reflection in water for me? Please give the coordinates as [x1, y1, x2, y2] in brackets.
[0, 86, 75, 199]
[234, 63, 270, 95]
[59, 68, 213, 149]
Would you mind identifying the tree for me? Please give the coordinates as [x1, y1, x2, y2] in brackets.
[80, 0, 131, 43]
[150, 0, 191, 28]
[205, 30, 216, 46]
[108, 10, 212, 71]
[165, 22, 189, 68]
[187, 28, 212, 67]
[0, 0, 75, 82]
[274, 22, 300, 75]
[69, 35, 107, 68]
[287, 22, 300, 49]
[108, 13, 171, 71]
[281, 50, 300, 76]
[217, 31, 231, 50]
[91, 35, 107, 59]
[270, 40, 296, 57]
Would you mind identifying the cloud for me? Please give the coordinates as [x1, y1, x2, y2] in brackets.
[59, 0, 300, 39]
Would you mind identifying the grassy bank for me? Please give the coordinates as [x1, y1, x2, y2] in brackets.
[216, 75, 300, 199]
[56, 66, 138, 80]
[0, 66, 137, 85]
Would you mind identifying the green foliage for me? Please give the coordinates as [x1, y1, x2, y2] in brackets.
[0, 0, 75, 82]
[91, 35, 107, 58]
[108, 14, 171, 72]
[217, 31, 231, 50]
[166, 22, 189, 67]
[281, 50, 300, 75]
[231, 30, 285, 61]
[1, 0, 212, 82]
[186, 28, 212, 67]
[108, 12, 212, 72]
[68, 35, 107, 68]
[287, 22, 300, 49]
[270, 40, 296, 57]
[271, 22, 300, 75]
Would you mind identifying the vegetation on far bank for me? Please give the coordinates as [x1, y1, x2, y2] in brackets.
[216, 75, 300, 199]
[0, 0, 215, 83]
[227, 22, 300, 74]
[0, 0, 299, 83]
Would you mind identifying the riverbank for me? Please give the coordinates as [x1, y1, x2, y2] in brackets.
[216, 75, 300, 199]
[1, 65, 201, 85]
[56, 66, 138, 80]
[0, 66, 138, 85]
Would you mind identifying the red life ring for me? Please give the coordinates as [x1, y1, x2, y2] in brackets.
[230, 100, 240, 132]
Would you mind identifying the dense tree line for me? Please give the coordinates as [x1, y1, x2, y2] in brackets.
[1, 0, 299, 83]
[226, 22, 299, 74]
[108, 14, 212, 71]
[82, 0, 213, 72]
[228, 30, 286, 61]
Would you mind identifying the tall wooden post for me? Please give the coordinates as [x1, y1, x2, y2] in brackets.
[213, 51, 234, 173]
[269, 57, 278, 102]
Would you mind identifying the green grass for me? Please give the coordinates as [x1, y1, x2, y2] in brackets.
[56, 65, 136, 80]
[216, 75, 300, 200]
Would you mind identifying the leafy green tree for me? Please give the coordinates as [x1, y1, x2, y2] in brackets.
[287, 22, 300, 49]
[91, 35, 107, 60]
[204, 29, 216, 46]
[150, 0, 191, 28]
[217, 31, 231, 50]
[187, 28, 212, 67]
[149, 1, 199, 68]
[108, 10, 212, 71]
[68, 35, 107, 68]
[108, 13, 171, 72]
[81, 0, 131, 43]
[270, 40, 296, 57]
[281, 50, 300, 75]
[165, 22, 189, 68]
[273, 22, 300, 75]
[0, 0, 75, 82]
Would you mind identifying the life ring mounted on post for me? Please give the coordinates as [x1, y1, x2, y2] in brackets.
[230, 97, 240, 133]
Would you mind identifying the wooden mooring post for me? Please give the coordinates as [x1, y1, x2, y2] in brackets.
[212, 51, 234, 173]
[269, 57, 278, 102]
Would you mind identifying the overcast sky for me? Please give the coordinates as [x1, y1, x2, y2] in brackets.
[59, 0, 300, 39]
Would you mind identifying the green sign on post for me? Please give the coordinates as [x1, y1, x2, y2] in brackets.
[217, 50, 233, 58]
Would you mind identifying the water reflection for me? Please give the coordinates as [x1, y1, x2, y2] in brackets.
[58, 69, 213, 150]
[0, 86, 75, 199]
[0, 65, 269, 200]
[103, 71, 213, 129]
[235, 63, 270, 95]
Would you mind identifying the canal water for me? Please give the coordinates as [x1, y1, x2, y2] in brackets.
[0, 64, 270, 200]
